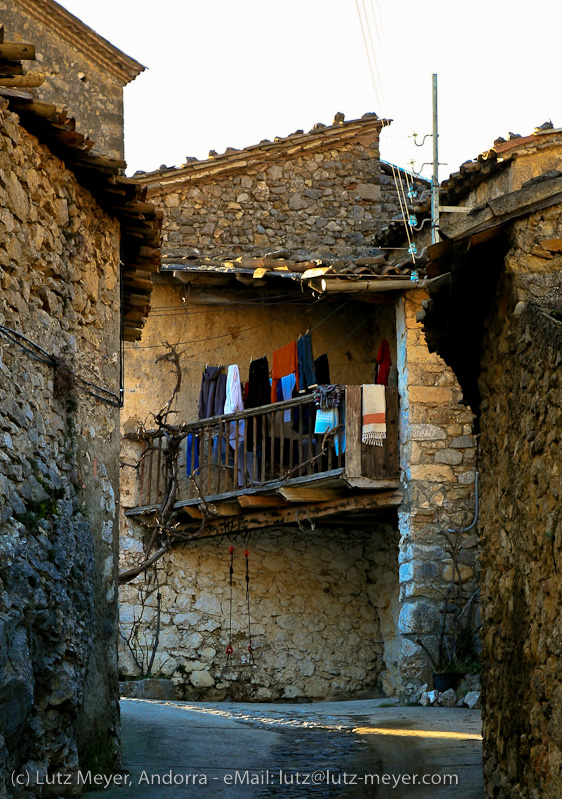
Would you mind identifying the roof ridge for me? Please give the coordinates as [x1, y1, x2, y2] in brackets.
[15, 0, 144, 85]
[135, 114, 389, 184]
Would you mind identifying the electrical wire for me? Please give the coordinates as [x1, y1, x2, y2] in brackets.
[0, 324, 121, 407]
[124, 298, 352, 352]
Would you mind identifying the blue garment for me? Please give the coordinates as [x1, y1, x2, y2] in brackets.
[186, 434, 200, 476]
[280, 373, 296, 421]
[297, 333, 317, 392]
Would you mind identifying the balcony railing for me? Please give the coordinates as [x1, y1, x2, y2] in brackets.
[134, 386, 398, 510]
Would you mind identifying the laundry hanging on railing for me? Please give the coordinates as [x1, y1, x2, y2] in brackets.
[246, 356, 270, 450]
[278, 373, 297, 421]
[375, 338, 392, 386]
[362, 384, 386, 446]
[185, 433, 200, 477]
[297, 332, 317, 393]
[198, 365, 227, 419]
[314, 385, 343, 410]
[271, 340, 298, 404]
[314, 353, 330, 385]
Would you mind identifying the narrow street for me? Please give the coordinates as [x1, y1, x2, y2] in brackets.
[85, 699, 484, 798]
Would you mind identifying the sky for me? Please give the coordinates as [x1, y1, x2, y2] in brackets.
[59, 0, 561, 181]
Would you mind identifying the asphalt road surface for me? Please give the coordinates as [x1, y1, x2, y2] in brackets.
[84, 698, 484, 798]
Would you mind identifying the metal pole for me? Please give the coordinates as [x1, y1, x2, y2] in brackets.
[431, 73, 439, 243]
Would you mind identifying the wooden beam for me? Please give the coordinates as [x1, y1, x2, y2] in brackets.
[0, 71, 44, 88]
[237, 495, 289, 508]
[278, 486, 348, 503]
[0, 42, 35, 60]
[177, 490, 404, 540]
[207, 501, 244, 517]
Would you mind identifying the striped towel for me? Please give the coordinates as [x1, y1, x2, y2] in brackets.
[362, 384, 386, 446]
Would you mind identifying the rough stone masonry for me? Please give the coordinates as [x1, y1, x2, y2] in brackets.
[0, 100, 121, 795]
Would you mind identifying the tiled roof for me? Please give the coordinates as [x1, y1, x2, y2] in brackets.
[134, 113, 389, 186]
[15, 0, 145, 85]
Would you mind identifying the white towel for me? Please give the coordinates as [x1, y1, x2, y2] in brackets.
[362, 384, 386, 446]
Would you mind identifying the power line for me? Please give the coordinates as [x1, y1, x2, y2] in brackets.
[0, 324, 121, 407]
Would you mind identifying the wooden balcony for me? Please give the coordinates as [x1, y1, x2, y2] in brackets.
[126, 386, 402, 534]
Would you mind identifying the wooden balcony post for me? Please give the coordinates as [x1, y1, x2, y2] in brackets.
[345, 385, 362, 478]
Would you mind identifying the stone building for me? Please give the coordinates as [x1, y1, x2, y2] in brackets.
[119, 114, 479, 702]
[1, 0, 144, 158]
[0, 20, 159, 797]
[418, 127, 562, 798]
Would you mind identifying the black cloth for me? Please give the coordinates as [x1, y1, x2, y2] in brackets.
[246, 357, 270, 450]
[297, 333, 317, 392]
[247, 357, 270, 409]
[314, 354, 330, 385]
[198, 366, 227, 419]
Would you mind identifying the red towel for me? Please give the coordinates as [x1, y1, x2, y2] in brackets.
[271, 341, 299, 403]
[375, 338, 392, 386]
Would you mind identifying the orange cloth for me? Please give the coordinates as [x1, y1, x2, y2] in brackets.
[271, 341, 299, 403]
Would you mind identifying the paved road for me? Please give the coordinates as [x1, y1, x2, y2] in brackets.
[85, 698, 484, 798]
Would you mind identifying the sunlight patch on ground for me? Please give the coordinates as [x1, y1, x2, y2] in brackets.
[353, 726, 482, 741]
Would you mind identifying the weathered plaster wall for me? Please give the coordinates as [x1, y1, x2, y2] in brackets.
[477, 210, 562, 799]
[119, 524, 400, 700]
[0, 102, 121, 794]
[2, 3, 126, 158]
[150, 130, 392, 260]
[395, 290, 478, 684]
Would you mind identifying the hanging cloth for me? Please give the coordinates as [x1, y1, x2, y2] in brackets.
[224, 364, 244, 415]
[375, 338, 392, 386]
[247, 357, 270, 408]
[185, 434, 200, 477]
[314, 354, 330, 385]
[297, 333, 317, 393]
[246, 356, 270, 451]
[198, 366, 227, 419]
[280, 373, 296, 422]
[362, 384, 386, 446]
[314, 385, 343, 411]
[271, 341, 299, 403]
[225, 365, 247, 486]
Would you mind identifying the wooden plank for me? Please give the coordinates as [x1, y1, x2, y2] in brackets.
[278, 486, 348, 503]
[0, 42, 36, 60]
[345, 385, 362, 477]
[261, 412, 267, 483]
[238, 495, 289, 508]
[344, 477, 401, 490]
[179, 490, 404, 540]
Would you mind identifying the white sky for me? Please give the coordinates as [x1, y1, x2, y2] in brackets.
[59, 0, 560, 181]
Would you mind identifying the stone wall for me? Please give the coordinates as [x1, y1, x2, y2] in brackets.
[119, 523, 400, 701]
[0, 102, 121, 794]
[477, 209, 562, 798]
[2, 2, 133, 158]
[395, 289, 478, 684]
[145, 123, 419, 261]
